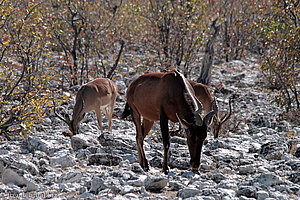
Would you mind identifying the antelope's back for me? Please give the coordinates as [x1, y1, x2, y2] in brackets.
[188, 80, 213, 114]
[77, 78, 117, 111]
[126, 73, 164, 120]
[126, 72, 191, 121]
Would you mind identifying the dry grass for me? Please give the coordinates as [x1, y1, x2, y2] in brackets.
[280, 108, 300, 125]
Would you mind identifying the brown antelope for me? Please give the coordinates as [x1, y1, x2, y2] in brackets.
[125, 70, 215, 174]
[122, 78, 233, 139]
[54, 78, 118, 136]
[188, 80, 232, 138]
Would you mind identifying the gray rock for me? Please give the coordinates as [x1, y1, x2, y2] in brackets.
[292, 144, 300, 157]
[119, 160, 130, 168]
[237, 186, 257, 198]
[115, 80, 126, 92]
[88, 153, 122, 166]
[288, 171, 300, 183]
[250, 116, 271, 128]
[0, 160, 4, 175]
[169, 181, 185, 190]
[181, 171, 196, 179]
[26, 136, 62, 155]
[127, 175, 147, 187]
[257, 190, 269, 200]
[123, 193, 139, 199]
[255, 173, 283, 186]
[218, 188, 236, 199]
[81, 192, 95, 199]
[120, 185, 140, 195]
[170, 136, 187, 145]
[58, 171, 83, 183]
[50, 152, 76, 168]
[217, 180, 238, 191]
[71, 134, 98, 151]
[23, 174, 39, 192]
[144, 175, 168, 191]
[90, 176, 106, 194]
[1, 168, 27, 187]
[248, 142, 261, 153]
[98, 133, 134, 149]
[286, 159, 300, 170]
[232, 73, 246, 81]
[1, 168, 38, 192]
[130, 163, 145, 173]
[149, 156, 163, 168]
[212, 148, 241, 163]
[43, 117, 52, 125]
[18, 160, 39, 176]
[269, 191, 289, 200]
[177, 186, 201, 199]
[169, 157, 190, 170]
[206, 172, 227, 184]
[44, 171, 57, 183]
[259, 141, 288, 160]
[239, 165, 256, 175]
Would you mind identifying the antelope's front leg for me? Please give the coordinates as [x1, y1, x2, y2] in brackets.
[160, 109, 170, 175]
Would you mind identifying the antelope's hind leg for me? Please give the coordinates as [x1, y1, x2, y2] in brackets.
[131, 107, 149, 171]
[107, 103, 114, 132]
[160, 109, 170, 174]
[95, 109, 103, 133]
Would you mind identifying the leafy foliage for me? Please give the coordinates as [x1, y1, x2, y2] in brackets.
[120, 0, 207, 76]
[0, 0, 299, 138]
[0, 0, 53, 137]
[253, 0, 299, 111]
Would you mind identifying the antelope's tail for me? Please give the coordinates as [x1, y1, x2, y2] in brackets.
[121, 102, 131, 119]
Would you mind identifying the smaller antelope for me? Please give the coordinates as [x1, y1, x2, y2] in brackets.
[188, 80, 232, 138]
[54, 78, 118, 136]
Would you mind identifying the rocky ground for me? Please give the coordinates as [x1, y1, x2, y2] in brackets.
[0, 58, 300, 200]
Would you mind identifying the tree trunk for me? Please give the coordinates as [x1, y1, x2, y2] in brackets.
[197, 18, 220, 85]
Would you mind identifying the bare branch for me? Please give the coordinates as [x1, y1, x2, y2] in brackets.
[107, 39, 125, 79]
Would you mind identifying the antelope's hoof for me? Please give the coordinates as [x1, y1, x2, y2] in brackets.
[62, 131, 73, 137]
[143, 165, 150, 172]
[191, 168, 200, 174]
[141, 162, 150, 172]
[162, 167, 169, 175]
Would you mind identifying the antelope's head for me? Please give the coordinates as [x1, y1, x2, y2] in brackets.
[212, 98, 233, 138]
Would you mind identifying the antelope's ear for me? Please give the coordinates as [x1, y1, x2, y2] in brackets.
[204, 111, 215, 126]
[63, 113, 71, 123]
[176, 113, 189, 129]
[174, 70, 180, 76]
